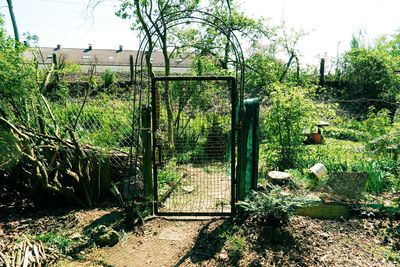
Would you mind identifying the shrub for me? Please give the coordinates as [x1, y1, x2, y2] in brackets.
[362, 107, 392, 140]
[262, 84, 317, 169]
[101, 69, 116, 89]
[239, 187, 296, 227]
[342, 48, 399, 103]
[353, 160, 395, 194]
[0, 18, 36, 122]
[324, 126, 365, 142]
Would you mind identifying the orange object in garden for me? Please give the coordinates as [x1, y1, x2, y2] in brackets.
[168, 181, 173, 188]
[312, 133, 322, 143]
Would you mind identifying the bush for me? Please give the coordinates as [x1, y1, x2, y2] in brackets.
[262, 84, 317, 169]
[353, 160, 398, 194]
[101, 69, 116, 88]
[239, 187, 300, 227]
[342, 48, 399, 103]
[324, 126, 365, 142]
[0, 18, 36, 122]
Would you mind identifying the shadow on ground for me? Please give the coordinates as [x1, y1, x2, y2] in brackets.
[173, 218, 233, 266]
[173, 216, 311, 267]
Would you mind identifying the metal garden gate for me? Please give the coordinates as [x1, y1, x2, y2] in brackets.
[151, 76, 237, 216]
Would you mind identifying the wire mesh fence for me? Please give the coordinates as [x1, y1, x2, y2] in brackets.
[43, 72, 145, 199]
[153, 78, 234, 214]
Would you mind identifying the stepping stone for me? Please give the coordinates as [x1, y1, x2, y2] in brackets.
[268, 171, 291, 185]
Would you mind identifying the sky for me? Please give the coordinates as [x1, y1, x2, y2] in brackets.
[1, 0, 400, 67]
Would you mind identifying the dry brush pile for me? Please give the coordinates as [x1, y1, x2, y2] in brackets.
[0, 235, 59, 267]
[0, 57, 133, 208]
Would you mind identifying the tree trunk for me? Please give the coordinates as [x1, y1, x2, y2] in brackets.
[279, 53, 295, 82]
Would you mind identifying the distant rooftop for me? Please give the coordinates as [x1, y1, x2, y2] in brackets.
[24, 44, 191, 69]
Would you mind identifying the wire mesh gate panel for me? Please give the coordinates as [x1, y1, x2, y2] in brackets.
[151, 76, 236, 216]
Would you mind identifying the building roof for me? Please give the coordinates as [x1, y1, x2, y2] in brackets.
[24, 46, 192, 68]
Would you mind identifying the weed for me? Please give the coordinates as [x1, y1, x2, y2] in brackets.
[353, 160, 392, 194]
[220, 225, 246, 263]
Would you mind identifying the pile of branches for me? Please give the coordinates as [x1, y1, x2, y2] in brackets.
[0, 235, 59, 267]
[0, 61, 137, 208]
[0, 117, 111, 207]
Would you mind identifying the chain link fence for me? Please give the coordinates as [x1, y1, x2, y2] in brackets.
[47, 71, 143, 199]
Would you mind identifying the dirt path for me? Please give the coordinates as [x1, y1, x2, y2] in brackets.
[160, 164, 231, 214]
[69, 215, 399, 267]
[83, 218, 225, 267]
[1, 196, 398, 267]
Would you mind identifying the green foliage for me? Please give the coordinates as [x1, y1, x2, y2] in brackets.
[239, 188, 295, 227]
[262, 84, 317, 169]
[353, 160, 397, 194]
[158, 161, 182, 194]
[204, 116, 229, 161]
[325, 107, 392, 143]
[342, 48, 399, 102]
[0, 18, 36, 122]
[45, 80, 69, 102]
[324, 126, 365, 142]
[34, 232, 74, 254]
[376, 30, 400, 58]
[362, 108, 392, 139]
[0, 130, 20, 172]
[101, 69, 117, 89]
[244, 53, 283, 97]
[220, 225, 246, 262]
[51, 97, 133, 148]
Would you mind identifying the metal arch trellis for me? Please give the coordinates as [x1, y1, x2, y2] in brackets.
[128, 8, 246, 214]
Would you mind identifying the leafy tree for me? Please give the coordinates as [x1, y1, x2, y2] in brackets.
[173, 0, 272, 71]
[116, 0, 200, 154]
[341, 48, 399, 102]
[376, 31, 400, 59]
[244, 52, 282, 97]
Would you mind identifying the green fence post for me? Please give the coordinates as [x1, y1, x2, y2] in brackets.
[237, 98, 260, 201]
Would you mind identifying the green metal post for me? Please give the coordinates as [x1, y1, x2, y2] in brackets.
[142, 105, 153, 200]
[237, 98, 260, 201]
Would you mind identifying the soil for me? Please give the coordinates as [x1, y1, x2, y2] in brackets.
[1, 185, 399, 267]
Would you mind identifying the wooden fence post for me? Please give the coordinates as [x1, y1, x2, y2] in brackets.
[319, 58, 325, 86]
[129, 55, 134, 86]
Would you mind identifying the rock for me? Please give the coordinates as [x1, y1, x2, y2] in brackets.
[92, 225, 120, 247]
[268, 171, 291, 185]
[218, 252, 229, 261]
[97, 230, 120, 247]
[182, 185, 195, 193]
[69, 232, 82, 240]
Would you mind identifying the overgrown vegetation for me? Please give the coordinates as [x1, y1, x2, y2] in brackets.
[2, 0, 400, 265]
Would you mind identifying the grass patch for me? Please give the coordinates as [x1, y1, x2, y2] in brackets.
[34, 232, 75, 254]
